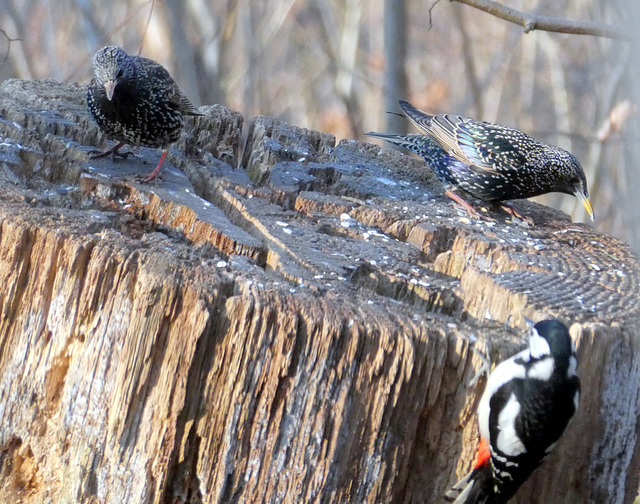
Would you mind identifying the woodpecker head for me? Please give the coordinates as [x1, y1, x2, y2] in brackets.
[527, 318, 574, 361]
[92, 46, 134, 101]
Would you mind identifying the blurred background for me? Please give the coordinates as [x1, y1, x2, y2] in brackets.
[0, 0, 638, 253]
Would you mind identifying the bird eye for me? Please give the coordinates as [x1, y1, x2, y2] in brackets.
[116, 68, 124, 79]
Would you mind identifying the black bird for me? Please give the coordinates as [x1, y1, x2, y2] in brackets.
[367, 100, 595, 221]
[87, 46, 202, 182]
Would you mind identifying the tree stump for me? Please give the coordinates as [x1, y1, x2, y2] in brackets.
[0, 79, 638, 504]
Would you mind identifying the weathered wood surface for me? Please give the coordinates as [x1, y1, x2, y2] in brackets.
[0, 79, 638, 504]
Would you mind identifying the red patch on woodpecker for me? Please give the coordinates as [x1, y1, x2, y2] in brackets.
[474, 437, 491, 468]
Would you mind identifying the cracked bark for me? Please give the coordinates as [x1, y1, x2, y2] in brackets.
[0, 79, 638, 504]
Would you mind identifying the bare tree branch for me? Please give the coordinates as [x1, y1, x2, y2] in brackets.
[453, 4, 483, 118]
[65, 0, 156, 81]
[451, 0, 631, 40]
[0, 28, 21, 67]
[427, 0, 443, 30]
[138, 0, 157, 55]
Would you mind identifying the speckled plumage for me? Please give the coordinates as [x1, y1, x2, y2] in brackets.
[367, 100, 595, 221]
[87, 45, 201, 181]
[365, 132, 464, 188]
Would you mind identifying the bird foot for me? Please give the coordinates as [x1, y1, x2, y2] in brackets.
[445, 190, 496, 222]
[465, 335, 492, 388]
[460, 205, 497, 223]
[140, 171, 162, 183]
[139, 150, 168, 183]
[500, 203, 534, 226]
[90, 142, 128, 161]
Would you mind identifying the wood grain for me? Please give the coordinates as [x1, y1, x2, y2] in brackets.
[0, 79, 638, 503]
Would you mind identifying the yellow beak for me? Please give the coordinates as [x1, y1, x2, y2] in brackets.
[575, 189, 595, 221]
[104, 80, 116, 101]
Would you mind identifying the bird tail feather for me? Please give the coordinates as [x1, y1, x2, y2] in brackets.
[365, 131, 416, 149]
[445, 439, 496, 504]
[445, 464, 496, 504]
[444, 467, 475, 502]
[397, 100, 435, 135]
[365, 131, 445, 159]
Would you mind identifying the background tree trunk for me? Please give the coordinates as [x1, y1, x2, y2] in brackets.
[383, 0, 408, 134]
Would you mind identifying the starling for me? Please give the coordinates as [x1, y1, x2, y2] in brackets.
[87, 45, 202, 182]
[367, 100, 595, 221]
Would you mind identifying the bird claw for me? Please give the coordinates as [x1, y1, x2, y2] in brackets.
[89, 142, 128, 161]
[445, 190, 496, 222]
[133, 170, 161, 184]
[140, 172, 161, 184]
[453, 201, 481, 220]
[500, 203, 534, 226]
[461, 205, 497, 223]
[465, 335, 492, 388]
[139, 150, 168, 183]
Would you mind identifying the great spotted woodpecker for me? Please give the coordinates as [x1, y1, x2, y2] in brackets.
[445, 319, 580, 504]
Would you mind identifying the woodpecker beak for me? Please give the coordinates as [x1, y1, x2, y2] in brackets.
[104, 80, 116, 101]
[574, 189, 595, 221]
[523, 317, 536, 330]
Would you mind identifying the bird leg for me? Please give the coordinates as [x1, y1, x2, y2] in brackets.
[143, 150, 168, 183]
[90, 142, 128, 161]
[457, 332, 492, 388]
[444, 190, 495, 222]
[468, 341, 492, 388]
[499, 202, 534, 226]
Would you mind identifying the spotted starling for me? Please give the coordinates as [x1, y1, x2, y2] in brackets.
[367, 100, 595, 221]
[87, 46, 202, 182]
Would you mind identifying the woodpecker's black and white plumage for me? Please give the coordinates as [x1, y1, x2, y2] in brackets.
[445, 319, 580, 504]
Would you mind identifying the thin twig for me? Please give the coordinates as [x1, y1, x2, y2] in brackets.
[0, 28, 22, 67]
[453, 4, 483, 117]
[138, 0, 156, 55]
[65, 0, 155, 81]
[451, 0, 631, 40]
[427, 0, 443, 31]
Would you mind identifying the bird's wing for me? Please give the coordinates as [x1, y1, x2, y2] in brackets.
[401, 100, 537, 176]
[429, 115, 534, 175]
[458, 120, 533, 173]
[399, 101, 501, 175]
[170, 83, 202, 116]
[142, 58, 202, 116]
[425, 115, 501, 171]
